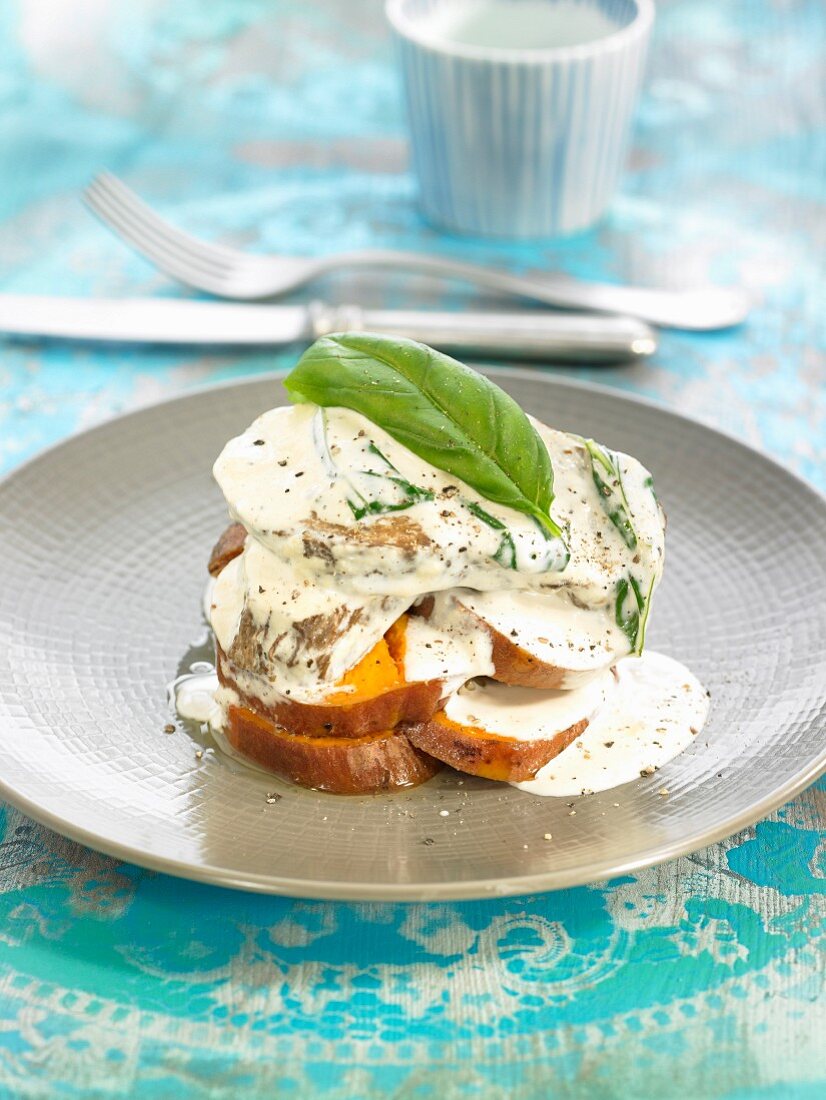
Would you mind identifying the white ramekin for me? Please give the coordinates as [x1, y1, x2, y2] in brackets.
[387, 0, 654, 238]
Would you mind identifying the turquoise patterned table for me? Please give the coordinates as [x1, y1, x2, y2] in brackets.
[0, 1, 824, 1096]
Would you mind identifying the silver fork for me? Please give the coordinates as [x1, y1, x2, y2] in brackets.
[84, 172, 750, 331]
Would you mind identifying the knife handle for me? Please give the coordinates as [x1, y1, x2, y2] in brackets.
[313, 304, 657, 363]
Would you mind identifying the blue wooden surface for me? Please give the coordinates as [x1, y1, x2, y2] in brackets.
[0, 1, 824, 1096]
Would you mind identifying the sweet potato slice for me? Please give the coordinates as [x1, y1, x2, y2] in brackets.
[324, 633, 403, 703]
[458, 602, 620, 690]
[406, 593, 605, 690]
[225, 704, 441, 793]
[406, 711, 587, 783]
[481, 616, 573, 689]
[208, 523, 247, 576]
[216, 635, 443, 738]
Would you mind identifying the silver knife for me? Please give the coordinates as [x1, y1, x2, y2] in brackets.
[0, 296, 657, 363]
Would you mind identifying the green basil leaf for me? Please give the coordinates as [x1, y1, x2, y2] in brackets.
[583, 438, 638, 550]
[284, 333, 563, 538]
[465, 501, 518, 569]
[615, 573, 655, 655]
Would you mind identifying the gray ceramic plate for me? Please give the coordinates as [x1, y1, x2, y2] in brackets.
[1, 371, 825, 900]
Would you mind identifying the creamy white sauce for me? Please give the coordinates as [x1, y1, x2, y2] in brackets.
[173, 668, 276, 776]
[514, 652, 710, 797]
[172, 665, 249, 760]
[223, 404, 571, 589]
[213, 407, 663, 602]
[209, 405, 664, 703]
[445, 668, 613, 742]
[401, 593, 495, 684]
[457, 588, 629, 686]
[210, 538, 408, 703]
[172, 665, 220, 724]
[177, 400, 710, 797]
[202, 575, 216, 622]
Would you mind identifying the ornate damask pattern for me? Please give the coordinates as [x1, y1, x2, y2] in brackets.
[0, 798, 823, 1097]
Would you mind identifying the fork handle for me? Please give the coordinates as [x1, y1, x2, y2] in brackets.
[316, 250, 749, 331]
[324, 305, 657, 363]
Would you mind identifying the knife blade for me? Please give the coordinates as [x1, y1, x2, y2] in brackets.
[0, 296, 657, 362]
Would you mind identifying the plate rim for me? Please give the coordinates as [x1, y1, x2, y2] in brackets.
[1, 368, 825, 900]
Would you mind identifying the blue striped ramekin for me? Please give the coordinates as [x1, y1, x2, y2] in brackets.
[386, 0, 654, 238]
